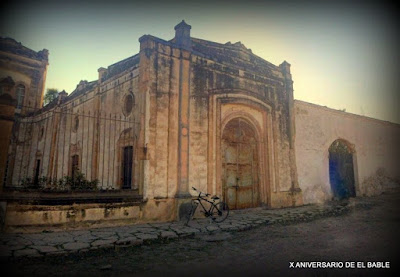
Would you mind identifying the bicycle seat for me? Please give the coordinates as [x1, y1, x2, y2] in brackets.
[211, 195, 219, 200]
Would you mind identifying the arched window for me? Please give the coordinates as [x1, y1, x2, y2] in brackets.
[72, 115, 79, 133]
[122, 146, 133, 189]
[16, 85, 25, 109]
[71, 154, 79, 180]
[117, 128, 135, 190]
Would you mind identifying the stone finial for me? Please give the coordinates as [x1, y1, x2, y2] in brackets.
[280, 60, 291, 69]
[77, 80, 88, 91]
[98, 67, 107, 83]
[57, 90, 68, 104]
[233, 41, 246, 49]
[38, 49, 49, 60]
[279, 60, 291, 75]
[174, 20, 191, 49]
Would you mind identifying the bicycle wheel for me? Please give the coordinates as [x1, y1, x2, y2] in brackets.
[186, 200, 198, 225]
[211, 201, 229, 223]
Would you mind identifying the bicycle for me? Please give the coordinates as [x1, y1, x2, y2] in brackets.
[186, 186, 229, 225]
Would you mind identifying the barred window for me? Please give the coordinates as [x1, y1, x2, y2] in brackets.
[122, 146, 133, 189]
[16, 85, 25, 109]
[71, 155, 79, 179]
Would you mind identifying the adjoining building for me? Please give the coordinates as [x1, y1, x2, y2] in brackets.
[0, 21, 399, 232]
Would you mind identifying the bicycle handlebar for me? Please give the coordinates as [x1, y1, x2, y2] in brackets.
[192, 187, 210, 197]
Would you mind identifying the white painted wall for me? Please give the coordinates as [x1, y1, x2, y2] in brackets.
[294, 100, 400, 204]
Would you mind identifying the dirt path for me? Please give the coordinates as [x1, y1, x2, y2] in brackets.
[5, 190, 400, 276]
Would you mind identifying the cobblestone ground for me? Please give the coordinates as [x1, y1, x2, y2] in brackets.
[2, 189, 399, 276]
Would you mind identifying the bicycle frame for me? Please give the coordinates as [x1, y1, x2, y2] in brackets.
[192, 193, 219, 217]
[186, 186, 229, 225]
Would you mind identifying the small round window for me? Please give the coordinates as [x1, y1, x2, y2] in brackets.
[123, 93, 134, 116]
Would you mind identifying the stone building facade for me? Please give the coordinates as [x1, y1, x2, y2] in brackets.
[0, 37, 48, 114]
[0, 37, 49, 191]
[0, 21, 398, 232]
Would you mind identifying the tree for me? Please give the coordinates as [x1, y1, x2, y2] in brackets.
[43, 88, 59, 105]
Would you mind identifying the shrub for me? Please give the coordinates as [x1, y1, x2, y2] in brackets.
[19, 171, 99, 192]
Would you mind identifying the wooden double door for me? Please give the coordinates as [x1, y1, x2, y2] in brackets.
[222, 118, 260, 209]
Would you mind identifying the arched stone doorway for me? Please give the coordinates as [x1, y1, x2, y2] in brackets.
[222, 118, 260, 209]
[328, 139, 356, 200]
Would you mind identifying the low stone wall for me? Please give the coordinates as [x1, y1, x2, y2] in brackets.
[270, 190, 303, 208]
[3, 199, 177, 233]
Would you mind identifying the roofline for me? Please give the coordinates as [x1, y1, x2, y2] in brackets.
[106, 53, 139, 69]
[294, 99, 400, 127]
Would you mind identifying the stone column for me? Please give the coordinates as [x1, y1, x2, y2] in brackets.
[0, 93, 16, 191]
[279, 61, 302, 204]
[138, 35, 155, 199]
[37, 50, 49, 109]
[174, 20, 192, 198]
[176, 49, 192, 198]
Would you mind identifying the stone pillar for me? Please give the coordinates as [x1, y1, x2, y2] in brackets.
[98, 67, 107, 84]
[279, 61, 302, 204]
[0, 93, 16, 191]
[91, 95, 101, 182]
[36, 49, 49, 109]
[174, 20, 192, 50]
[57, 90, 68, 105]
[176, 49, 192, 198]
[174, 21, 192, 198]
[47, 90, 67, 180]
[279, 61, 294, 147]
[138, 35, 155, 199]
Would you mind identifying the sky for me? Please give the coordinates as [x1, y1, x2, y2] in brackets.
[1, 0, 399, 124]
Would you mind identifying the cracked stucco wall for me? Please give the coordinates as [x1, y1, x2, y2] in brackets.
[294, 100, 400, 204]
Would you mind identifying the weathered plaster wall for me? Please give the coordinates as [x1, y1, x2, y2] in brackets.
[295, 100, 400, 204]
[4, 198, 176, 233]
